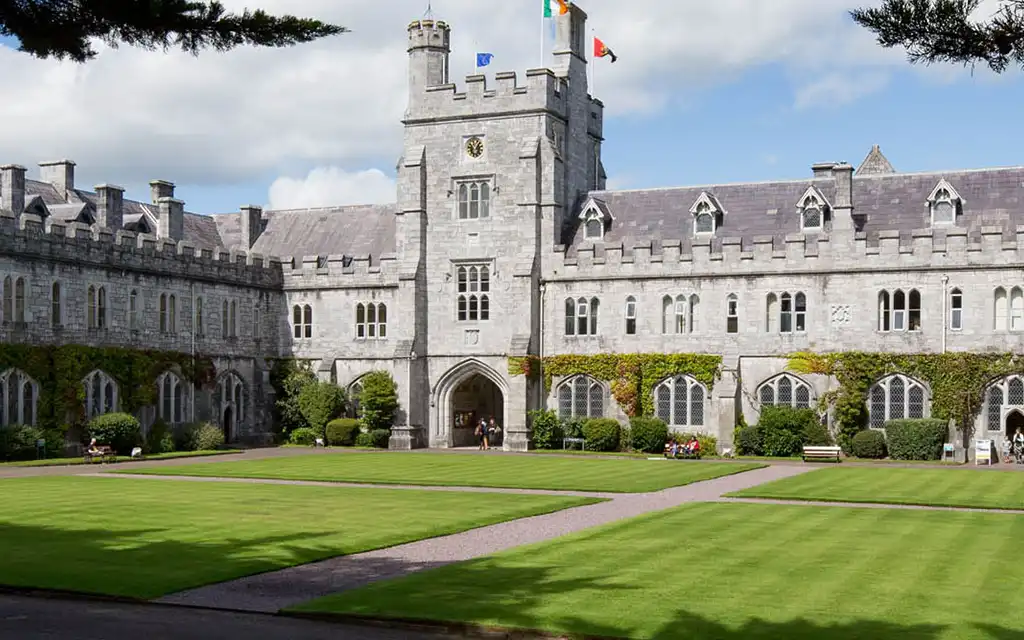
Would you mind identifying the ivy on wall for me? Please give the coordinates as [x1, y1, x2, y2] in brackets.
[0, 344, 215, 430]
[788, 351, 1024, 447]
[508, 353, 723, 418]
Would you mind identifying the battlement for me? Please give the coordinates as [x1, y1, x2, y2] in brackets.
[0, 210, 282, 289]
[407, 19, 450, 48]
[279, 251, 401, 289]
[407, 68, 567, 122]
[553, 226, 1024, 279]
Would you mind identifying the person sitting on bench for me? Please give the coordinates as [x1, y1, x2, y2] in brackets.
[87, 438, 101, 455]
[683, 436, 700, 457]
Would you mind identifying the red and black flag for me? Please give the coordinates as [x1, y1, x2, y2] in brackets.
[594, 36, 617, 62]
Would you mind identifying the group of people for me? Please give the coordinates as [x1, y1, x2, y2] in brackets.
[664, 436, 701, 459]
[1002, 428, 1024, 464]
[475, 417, 502, 450]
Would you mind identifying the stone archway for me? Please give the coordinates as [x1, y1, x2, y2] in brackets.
[1006, 409, 1024, 439]
[433, 360, 509, 449]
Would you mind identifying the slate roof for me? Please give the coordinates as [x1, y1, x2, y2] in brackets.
[570, 164, 1024, 253]
[213, 204, 397, 262]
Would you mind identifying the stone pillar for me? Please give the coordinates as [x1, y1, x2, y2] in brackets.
[157, 196, 185, 240]
[150, 179, 175, 204]
[239, 204, 263, 250]
[0, 164, 26, 215]
[504, 374, 530, 451]
[831, 163, 855, 233]
[94, 184, 125, 230]
[39, 159, 75, 196]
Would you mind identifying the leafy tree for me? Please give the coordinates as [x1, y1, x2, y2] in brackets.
[851, 0, 1024, 72]
[0, 0, 347, 62]
[297, 380, 346, 439]
[274, 366, 316, 436]
[358, 371, 399, 432]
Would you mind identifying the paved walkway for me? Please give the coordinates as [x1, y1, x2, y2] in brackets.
[156, 465, 812, 613]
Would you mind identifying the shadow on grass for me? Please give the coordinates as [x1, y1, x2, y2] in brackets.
[0, 521, 354, 599]
[302, 561, 1024, 640]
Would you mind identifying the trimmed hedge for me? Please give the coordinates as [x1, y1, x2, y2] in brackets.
[326, 418, 361, 446]
[87, 413, 142, 455]
[851, 429, 886, 459]
[289, 427, 319, 446]
[630, 417, 668, 453]
[885, 419, 948, 461]
[582, 418, 621, 452]
[356, 429, 391, 448]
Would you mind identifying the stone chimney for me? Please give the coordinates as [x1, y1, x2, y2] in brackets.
[811, 162, 837, 178]
[0, 164, 26, 215]
[94, 184, 125, 229]
[239, 204, 263, 250]
[157, 196, 185, 241]
[150, 180, 175, 204]
[39, 160, 76, 197]
[831, 163, 855, 232]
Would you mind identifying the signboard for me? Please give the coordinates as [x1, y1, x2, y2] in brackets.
[976, 439, 992, 465]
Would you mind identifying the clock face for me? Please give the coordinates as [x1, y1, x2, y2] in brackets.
[465, 136, 484, 158]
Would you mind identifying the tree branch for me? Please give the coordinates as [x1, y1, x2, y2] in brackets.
[850, 0, 1024, 72]
[0, 0, 347, 62]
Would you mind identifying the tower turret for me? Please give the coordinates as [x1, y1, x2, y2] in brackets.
[407, 19, 450, 107]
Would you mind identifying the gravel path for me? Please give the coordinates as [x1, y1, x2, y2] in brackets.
[155, 465, 811, 613]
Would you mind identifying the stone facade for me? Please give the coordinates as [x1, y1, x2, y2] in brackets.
[3, 3, 1024, 454]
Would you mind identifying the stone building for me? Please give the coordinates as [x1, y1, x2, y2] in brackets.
[2, 3, 1023, 453]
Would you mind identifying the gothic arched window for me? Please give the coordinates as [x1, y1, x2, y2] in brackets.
[653, 376, 706, 427]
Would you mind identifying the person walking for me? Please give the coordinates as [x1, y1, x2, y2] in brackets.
[488, 416, 501, 448]
[1014, 428, 1024, 464]
[477, 417, 489, 450]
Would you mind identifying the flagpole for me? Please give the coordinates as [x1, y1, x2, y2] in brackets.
[540, 11, 545, 68]
[589, 28, 595, 97]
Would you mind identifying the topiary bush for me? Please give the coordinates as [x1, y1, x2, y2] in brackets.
[370, 428, 391, 448]
[297, 380, 346, 440]
[528, 410, 563, 450]
[326, 418, 361, 446]
[754, 406, 823, 457]
[630, 417, 669, 453]
[87, 413, 142, 455]
[191, 422, 225, 451]
[851, 429, 886, 459]
[582, 418, 621, 452]
[735, 426, 763, 456]
[885, 419, 948, 460]
[289, 427, 319, 446]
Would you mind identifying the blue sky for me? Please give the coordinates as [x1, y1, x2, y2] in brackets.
[2, 5, 1023, 215]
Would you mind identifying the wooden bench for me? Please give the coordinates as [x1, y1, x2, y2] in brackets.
[84, 446, 117, 464]
[802, 445, 841, 463]
[563, 437, 586, 451]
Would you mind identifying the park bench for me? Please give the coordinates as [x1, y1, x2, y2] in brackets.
[83, 445, 117, 464]
[563, 437, 586, 451]
[802, 445, 841, 463]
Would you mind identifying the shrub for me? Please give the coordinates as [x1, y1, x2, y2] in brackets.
[630, 417, 669, 453]
[802, 420, 834, 447]
[274, 366, 317, 436]
[87, 413, 142, 455]
[297, 380, 347, 439]
[289, 427, 319, 446]
[529, 410, 563, 450]
[735, 426, 763, 456]
[885, 419, 948, 461]
[145, 419, 175, 454]
[370, 428, 391, 448]
[0, 424, 46, 461]
[618, 424, 633, 452]
[676, 432, 718, 457]
[762, 429, 803, 457]
[561, 417, 586, 440]
[326, 418, 361, 446]
[191, 422, 225, 451]
[582, 418, 621, 452]
[359, 371, 399, 432]
[755, 406, 822, 457]
[355, 432, 374, 447]
[851, 429, 886, 459]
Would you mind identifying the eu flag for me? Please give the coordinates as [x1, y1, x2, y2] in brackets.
[476, 53, 494, 67]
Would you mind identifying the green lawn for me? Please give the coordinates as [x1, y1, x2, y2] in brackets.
[729, 466, 1024, 510]
[0, 476, 598, 599]
[124, 452, 764, 493]
[294, 502, 1024, 639]
[1, 449, 241, 467]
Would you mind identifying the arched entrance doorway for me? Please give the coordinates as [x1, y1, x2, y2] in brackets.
[450, 374, 505, 448]
[1006, 410, 1024, 439]
[433, 360, 509, 449]
[223, 406, 234, 443]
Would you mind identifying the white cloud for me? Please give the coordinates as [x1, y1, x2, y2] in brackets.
[0, 0, 989, 208]
[267, 166, 395, 209]
[793, 71, 890, 110]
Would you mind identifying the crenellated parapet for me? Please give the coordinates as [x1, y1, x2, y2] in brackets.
[0, 210, 282, 289]
[279, 251, 401, 290]
[407, 68, 567, 123]
[552, 225, 1024, 279]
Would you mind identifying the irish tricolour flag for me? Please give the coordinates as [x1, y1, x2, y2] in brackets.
[542, 0, 569, 17]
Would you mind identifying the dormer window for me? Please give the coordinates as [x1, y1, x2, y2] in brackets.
[927, 179, 962, 227]
[796, 186, 831, 232]
[689, 191, 724, 237]
[578, 197, 613, 242]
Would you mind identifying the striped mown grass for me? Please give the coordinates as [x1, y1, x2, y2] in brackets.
[124, 451, 764, 493]
[294, 502, 1024, 639]
[729, 466, 1024, 510]
[0, 476, 598, 599]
